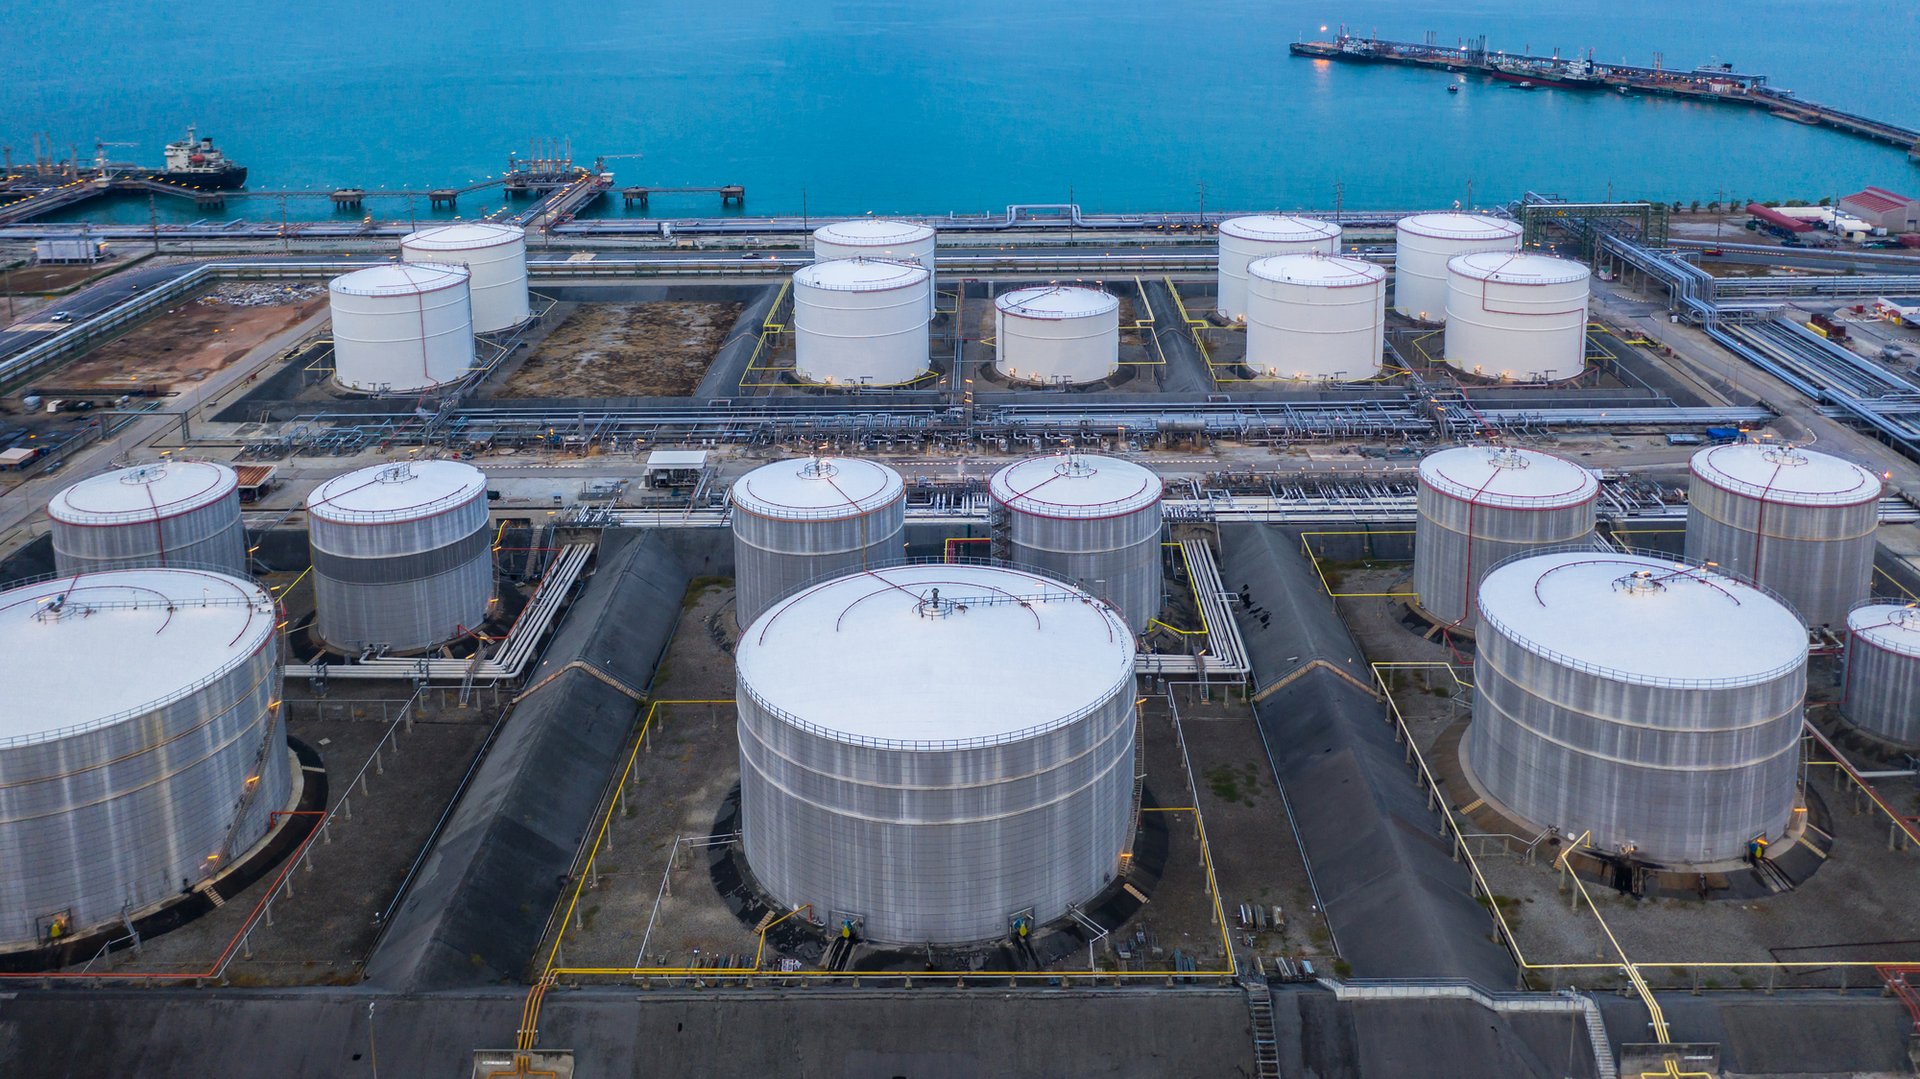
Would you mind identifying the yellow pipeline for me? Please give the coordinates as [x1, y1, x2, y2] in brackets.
[1300, 531, 1418, 598]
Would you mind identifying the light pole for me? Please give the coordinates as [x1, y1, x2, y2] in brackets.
[367, 1001, 379, 1078]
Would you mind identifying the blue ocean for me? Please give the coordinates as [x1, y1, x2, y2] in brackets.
[3, 0, 1916, 223]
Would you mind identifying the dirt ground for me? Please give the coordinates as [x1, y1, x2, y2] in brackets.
[45, 293, 323, 395]
[1, 261, 114, 294]
[502, 301, 743, 397]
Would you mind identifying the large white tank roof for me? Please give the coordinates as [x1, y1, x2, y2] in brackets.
[794, 257, 929, 292]
[330, 262, 469, 296]
[1418, 446, 1599, 508]
[48, 460, 237, 525]
[990, 454, 1161, 518]
[1689, 443, 1882, 506]
[1448, 251, 1591, 285]
[1219, 214, 1341, 243]
[1249, 253, 1386, 287]
[1848, 604, 1920, 659]
[741, 564, 1132, 747]
[812, 219, 936, 246]
[1479, 553, 1807, 687]
[994, 285, 1119, 319]
[307, 460, 487, 523]
[400, 222, 525, 250]
[731, 457, 905, 520]
[1398, 213, 1525, 241]
[0, 569, 275, 742]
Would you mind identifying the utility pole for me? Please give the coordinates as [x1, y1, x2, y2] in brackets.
[1197, 181, 1206, 227]
[1334, 181, 1344, 225]
[148, 194, 160, 254]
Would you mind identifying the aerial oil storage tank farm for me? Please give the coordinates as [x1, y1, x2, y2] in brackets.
[1442, 252, 1592, 381]
[993, 285, 1120, 385]
[1243, 254, 1387, 381]
[729, 456, 907, 628]
[306, 460, 494, 655]
[0, 568, 289, 947]
[1215, 214, 1341, 321]
[1841, 604, 1920, 747]
[47, 459, 248, 577]
[791, 258, 932, 386]
[990, 454, 1164, 635]
[1413, 445, 1599, 630]
[327, 262, 475, 393]
[399, 222, 531, 333]
[812, 219, 938, 316]
[1467, 553, 1807, 865]
[735, 563, 1137, 944]
[1392, 212, 1523, 322]
[1684, 442, 1881, 627]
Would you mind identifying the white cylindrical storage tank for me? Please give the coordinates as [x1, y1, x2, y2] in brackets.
[1414, 446, 1599, 630]
[306, 461, 493, 655]
[812, 219, 937, 317]
[737, 563, 1137, 944]
[1468, 553, 1807, 865]
[328, 263, 475, 393]
[1393, 212, 1523, 322]
[1216, 215, 1341, 321]
[730, 456, 907, 629]
[993, 285, 1120, 385]
[1842, 604, 1920, 747]
[47, 459, 247, 578]
[989, 454, 1162, 635]
[400, 223, 530, 334]
[1443, 252, 1591, 381]
[1684, 443, 1881, 628]
[791, 258, 931, 386]
[0, 568, 288, 947]
[1244, 254, 1387, 381]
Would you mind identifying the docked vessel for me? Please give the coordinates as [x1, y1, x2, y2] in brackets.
[1487, 57, 1600, 90]
[154, 126, 247, 189]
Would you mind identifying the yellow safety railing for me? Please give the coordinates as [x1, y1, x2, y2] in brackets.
[1300, 530, 1418, 598]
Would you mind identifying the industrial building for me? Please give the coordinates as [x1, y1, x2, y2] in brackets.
[1412, 445, 1599, 631]
[1243, 253, 1387, 381]
[729, 455, 906, 628]
[1215, 214, 1341, 321]
[1837, 186, 1918, 233]
[988, 453, 1164, 634]
[992, 285, 1120, 385]
[735, 563, 1137, 944]
[1467, 552, 1807, 865]
[399, 222, 531, 333]
[1684, 442, 1882, 627]
[305, 460, 494, 655]
[47, 459, 249, 577]
[1392, 212, 1523, 322]
[327, 263, 476, 393]
[0, 568, 289, 947]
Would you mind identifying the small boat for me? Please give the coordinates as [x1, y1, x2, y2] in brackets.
[1447, 83, 1461, 94]
[1509, 80, 1537, 90]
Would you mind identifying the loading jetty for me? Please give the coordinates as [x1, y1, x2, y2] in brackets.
[1291, 33, 1920, 158]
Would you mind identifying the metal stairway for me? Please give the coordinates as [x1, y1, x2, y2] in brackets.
[1245, 986, 1281, 1079]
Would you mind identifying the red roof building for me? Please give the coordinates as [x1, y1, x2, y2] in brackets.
[1839, 187, 1919, 233]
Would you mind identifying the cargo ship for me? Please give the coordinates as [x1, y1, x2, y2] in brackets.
[151, 127, 247, 189]
[1487, 57, 1602, 90]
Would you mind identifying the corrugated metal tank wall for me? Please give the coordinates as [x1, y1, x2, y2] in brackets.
[1466, 554, 1806, 865]
[0, 573, 287, 945]
[737, 662, 1135, 944]
[1841, 604, 1920, 747]
[48, 462, 248, 578]
[1684, 445, 1880, 628]
[1412, 447, 1598, 630]
[730, 458, 907, 628]
[308, 465, 494, 654]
